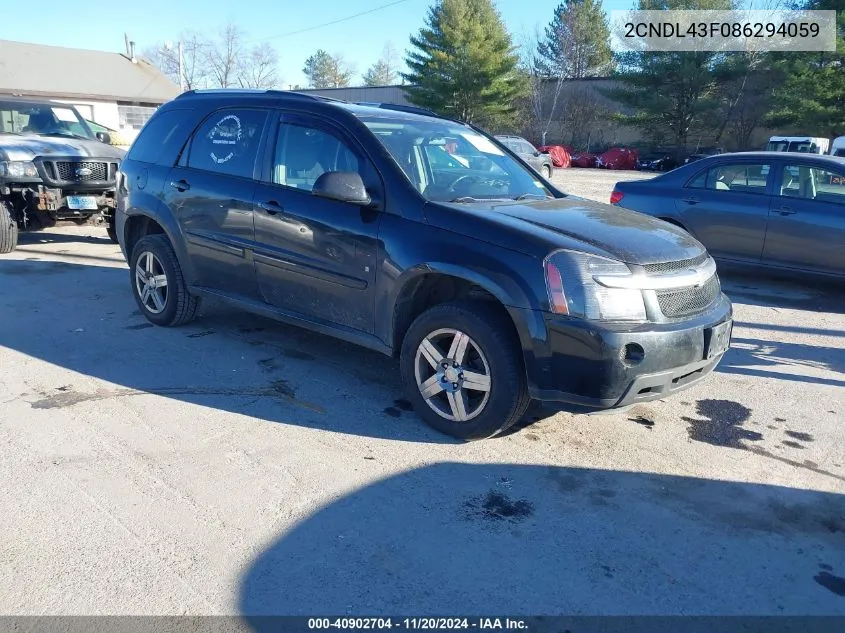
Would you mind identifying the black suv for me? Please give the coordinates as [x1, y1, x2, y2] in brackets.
[116, 90, 733, 440]
[0, 96, 125, 253]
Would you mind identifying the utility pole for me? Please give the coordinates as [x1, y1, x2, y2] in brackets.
[178, 40, 184, 91]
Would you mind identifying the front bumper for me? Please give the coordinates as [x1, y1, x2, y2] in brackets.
[516, 293, 733, 409]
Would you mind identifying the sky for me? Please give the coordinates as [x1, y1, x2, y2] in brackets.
[0, 0, 633, 87]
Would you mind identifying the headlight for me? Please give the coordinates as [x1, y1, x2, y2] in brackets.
[544, 250, 647, 321]
[0, 161, 39, 178]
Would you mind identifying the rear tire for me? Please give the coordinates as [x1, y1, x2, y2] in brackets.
[0, 202, 18, 254]
[129, 234, 200, 326]
[400, 300, 530, 440]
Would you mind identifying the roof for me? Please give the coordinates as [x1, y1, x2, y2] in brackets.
[0, 39, 180, 104]
[708, 151, 845, 165]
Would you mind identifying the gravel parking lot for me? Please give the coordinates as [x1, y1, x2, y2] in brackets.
[1, 168, 843, 616]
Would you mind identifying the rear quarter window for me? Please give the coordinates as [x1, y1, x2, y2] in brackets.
[126, 108, 192, 165]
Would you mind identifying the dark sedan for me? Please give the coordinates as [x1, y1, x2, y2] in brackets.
[611, 152, 845, 279]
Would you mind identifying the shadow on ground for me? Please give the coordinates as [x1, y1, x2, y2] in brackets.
[238, 463, 845, 619]
[0, 258, 451, 443]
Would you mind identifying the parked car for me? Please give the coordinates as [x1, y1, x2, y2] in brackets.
[116, 89, 732, 440]
[684, 147, 724, 165]
[611, 152, 845, 279]
[830, 136, 845, 157]
[766, 136, 830, 154]
[637, 153, 678, 172]
[494, 134, 554, 178]
[0, 96, 124, 253]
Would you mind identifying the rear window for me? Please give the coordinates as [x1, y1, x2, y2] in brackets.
[126, 109, 192, 165]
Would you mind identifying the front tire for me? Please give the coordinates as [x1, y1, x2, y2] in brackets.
[543, 165, 552, 179]
[129, 234, 200, 326]
[400, 301, 530, 440]
[106, 215, 118, 243]
[0, 202, 18, 254]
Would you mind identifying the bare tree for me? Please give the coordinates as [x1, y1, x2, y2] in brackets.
[363, 43, 401, 86]
[206, 22, 245, 88]
[143, 31, 209, 90]
[520, 27, 565, 146]
[239, 43, 280, 89]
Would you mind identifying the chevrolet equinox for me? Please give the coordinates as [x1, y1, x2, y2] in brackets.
[115, 89, 733, 440]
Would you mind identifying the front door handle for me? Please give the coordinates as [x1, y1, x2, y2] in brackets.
[682, 197, 700, 205]
[259, 200, 283, 215]
[169, 179, 191, 192]
[776, 206, 796, 216]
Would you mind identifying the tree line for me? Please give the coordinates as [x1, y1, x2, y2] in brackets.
[144, 25, 402, 90]
[145, 0, 844, 156]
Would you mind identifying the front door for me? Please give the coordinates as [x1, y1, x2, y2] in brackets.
[674, 160, 773, 262]
[252, 114, 382, 334]
[763, 162, 845, 274]
[165, 107, 269, 299]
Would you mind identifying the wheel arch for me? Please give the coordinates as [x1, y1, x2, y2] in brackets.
[123, 202, 195, 284]
[387, 264, 535, 360]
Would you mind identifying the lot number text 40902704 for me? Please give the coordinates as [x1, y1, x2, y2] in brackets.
[307, 618, 529, 630]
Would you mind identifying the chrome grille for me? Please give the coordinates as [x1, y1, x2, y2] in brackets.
[656, 275, 721, 318]
[56, 161, 108, 182]
[643, 253, 709, 274]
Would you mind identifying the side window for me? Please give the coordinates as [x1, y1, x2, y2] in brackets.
[519, 141, 536, 155]
[187, 108, 268, 179]
[780, 164, 845, 205]
[272, 122, 360, 191]
[703, 163, 769, 194]
[127, 109, 192, 165]
[687, 169, 707, 188]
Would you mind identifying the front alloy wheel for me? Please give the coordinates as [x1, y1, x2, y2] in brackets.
[400, 301, 530, 440]
[415, 328, 491, 422]
[134, 251, 169, 314]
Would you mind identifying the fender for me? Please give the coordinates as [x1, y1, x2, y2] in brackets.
[384, 260, 541, 356]
[122, 193, 197, 285]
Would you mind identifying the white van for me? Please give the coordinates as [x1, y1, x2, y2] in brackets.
[830, 136, 845, 157]
[766, 136, 830, 154]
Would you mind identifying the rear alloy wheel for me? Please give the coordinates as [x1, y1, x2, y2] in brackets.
[129, 234, 199, 326]
[400, 301, 530, 440]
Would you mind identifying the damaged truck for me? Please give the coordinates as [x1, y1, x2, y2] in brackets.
[0, 96, 125, 253]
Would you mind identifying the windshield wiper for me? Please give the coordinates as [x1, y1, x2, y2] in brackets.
[513, 193, 550, 201]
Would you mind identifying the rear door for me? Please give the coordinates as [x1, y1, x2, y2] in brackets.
[763, 161, 845, 274]
[674, 159, 774, 261]
[164, 107, 269, 299]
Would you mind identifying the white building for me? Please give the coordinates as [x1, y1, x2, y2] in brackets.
[0, 38, 180, 144]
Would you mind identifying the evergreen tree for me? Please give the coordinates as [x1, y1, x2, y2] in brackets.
[363, 44, 401, 86]
[302, 50, 353, 88]
[535, 0, 613, 79]
[766, 0, 845, 137]
[601, 0, 737, 158]
[402, 0, 527, 125]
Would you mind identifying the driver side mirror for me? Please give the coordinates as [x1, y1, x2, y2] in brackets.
[96, 131, 111, 144]
[312, 171, 371, 206]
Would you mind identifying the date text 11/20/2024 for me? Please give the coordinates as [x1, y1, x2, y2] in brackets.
[307, 618, 528, 630]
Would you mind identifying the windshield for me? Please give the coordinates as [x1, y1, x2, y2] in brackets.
[359, 116, 553, 202]
[0, 101, 94, 140]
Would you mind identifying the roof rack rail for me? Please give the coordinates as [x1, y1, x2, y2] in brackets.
[175, 88, 348, 103]
[355, 102, 455, 120]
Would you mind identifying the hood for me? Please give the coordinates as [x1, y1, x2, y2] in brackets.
[0, 134, 125, 161]
[432, 196, 706, 265]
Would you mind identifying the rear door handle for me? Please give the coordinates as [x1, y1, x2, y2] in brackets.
[169, 179, 191, 192]
[682, 197, 700, 205]
[259, 200, 283, 215]
[776, 206, 796, 216]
